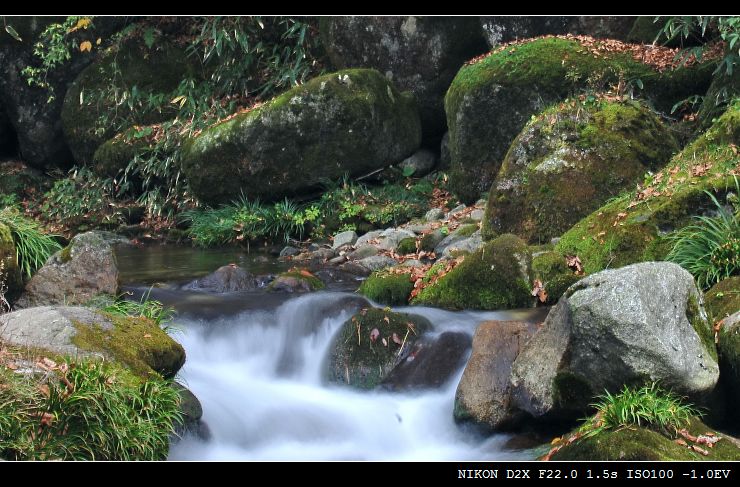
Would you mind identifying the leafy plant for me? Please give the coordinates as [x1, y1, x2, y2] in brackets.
[40, 166, 125, 232]
[98, 290, 175, 329]
[582, 383, 700, 438]
[0, 357, 182, 460]
[0, 207, 61, 277]
[667, 179, 740, 289]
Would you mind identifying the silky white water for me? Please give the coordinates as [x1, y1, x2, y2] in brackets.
[168, 292, 537, 461]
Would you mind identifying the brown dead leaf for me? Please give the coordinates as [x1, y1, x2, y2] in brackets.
[143, 333, 152, 338]
[381, 338, 388, 347]
[38, 384, 50, 398]
[392, 332, 402, 345]
[40, 412, 54, 427]
[675, 438, 688, 447]
[566, 255, 584, 275]
[690, 444, 709, 456]
[383, 316, 390, 325]
[678, 428, 698, 442]
[531, 279, 548, 303]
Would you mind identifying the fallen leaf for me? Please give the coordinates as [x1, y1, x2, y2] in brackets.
[566, 255, 584, 274]
[40, 412, 54, 427]
[79, 40, 92, 53]
[675, 438, 688, 447]
[38, 384, 50, 398]
[381, 338, 388, 347]
[678, 428, 698, 442]
[690, 444, 709, 456]
[383, 316, 390, 325]
[531, 279, 548, 303]
[370, 328, 380, 343]
[143, 333, 152, 338]
[392, 333, 402, 345]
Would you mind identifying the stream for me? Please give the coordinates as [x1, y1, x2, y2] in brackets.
[117, 245, 543, 461]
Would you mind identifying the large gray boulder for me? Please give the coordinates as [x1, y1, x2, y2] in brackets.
[510, 262, 719, 422]
[183, 264, 259, 293]
[454, 321, 538, 430]
[181, 69, 421, 205]
[320, 17, 488, 143]
[0, 305, 185, 378]
[16, 231, 129, 308]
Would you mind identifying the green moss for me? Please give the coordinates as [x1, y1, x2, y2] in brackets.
[181, 68, 421, 205]
[552, 417, 740, 460]
[687, 294, 718, 362]
[556, 103, 740, 274]
[705, 277, 740, 321]
[62, 37, 199, 166]
[59, 244, 72, 264]
[71, 312, 185, 379]
[531, 251, 581, 304]
[396, 237, 417, 255]
[92, 130, 153, 178]
[358, 271, 413, 306]
[484, 99, 678, 244]
[444, 36, 715, 204]
[0, 222, 22, 295]
[420, 229, 445, 252]
[454, 223, 479, 238]
[327, 308, 431, 389]
[268, 271, 325, 292]
[718, 321, 740, 406]
[412, 234, 533, 310]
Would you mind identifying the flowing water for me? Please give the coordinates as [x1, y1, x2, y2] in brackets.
[118, 246, 544, 461]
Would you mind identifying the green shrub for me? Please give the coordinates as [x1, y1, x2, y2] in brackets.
[667, 179, 740, 289]
[582, 383, 700, 438]
[0, 358, 182, 460]
[0, 207, 61, 277]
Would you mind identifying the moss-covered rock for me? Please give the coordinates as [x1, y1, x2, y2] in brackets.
[320, 17, 487, 144]
[531, 251, 581, 305]
[445, 36, 715, 203]
[0, 160, 44, 197]
[0, 17, 127, 169]
[718, 313, 740, 413]
[556, 101, 740, 275]
[396, 237, 418, 255]
[706, 277, 740, 321]
[62, 36, 198, 167]
[267, 270, 325, 293]
[0, 221, 22, 297]
[327, 307, 432, 389]
[91, 128, 154, 178]
[0, 306, 185, 378]
[483, 99, 678, 243]
[413, 234, 533, 310]
[358, 270, 413, 306]
[698, 63, 740, 128]
[181, 68, 421, 205]
[552, 418, 740, 460]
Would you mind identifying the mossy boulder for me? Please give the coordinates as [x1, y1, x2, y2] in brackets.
[531, 251, 581, 305]
[0, 222, 22, 297]
[320, 17, 487, 144]
[483, 99, 678, 243]
[445, 36, 715, 203]
[62, 36, 198, 167]
[511, 262, 719, 423]
[552, 418, 740, 460]
[180, 68, 421, 205]
[358, 270, 413, 306]
[698, 63, 740, 128]
[16, 231, 129, 308]
[705, 277, 740, 321]
[91, 127, 155, 178]
[0, 305, 185, 378]
[267, 270, 325, 293]
[718, 312, 740, 411]
[412, 234, 533, 310]
[326, 307, 432, 389]
[0, 160, 44, 197]
[0, 17, 127, 169]
[396, 237, 417, 255]
[555, 101, 740, 275]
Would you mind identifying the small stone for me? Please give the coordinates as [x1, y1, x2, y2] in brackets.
[332, 230, 358, 250]
[469, 209, 485, 221]
[424, 208, 444, 221]
[279, 246, 300, 257]
[347, 244, 379, 261]
[399, 149, 437, 177]
[445, 204, 467, 219]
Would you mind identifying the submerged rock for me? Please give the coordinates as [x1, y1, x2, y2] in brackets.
[382, 331, 472, 391]
[184, 264, 260, 293]
[327, 307, 432, 389]
[511, 262, 719, 422]
[268, 270, 325, 293]
[16, 231, 129, 308]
